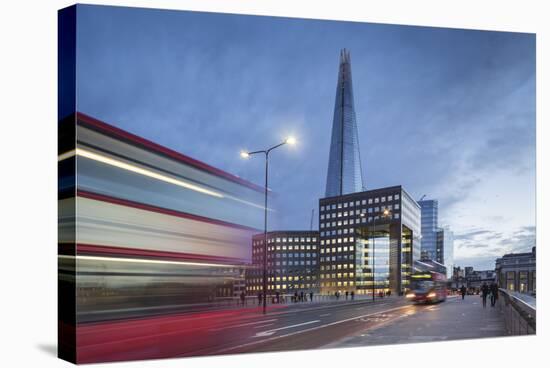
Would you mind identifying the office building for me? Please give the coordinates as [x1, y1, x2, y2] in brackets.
[418, 199, 439, 261]
[246, 231, 319, 294]
[495, 247, 536, 293]
[318, 186, 421, 295]
[325, 49, 364, 197]
[435, 226, 454, 279]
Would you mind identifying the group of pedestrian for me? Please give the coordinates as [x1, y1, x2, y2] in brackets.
[481, 282, 499, 308]
[459, 282, 499, 308]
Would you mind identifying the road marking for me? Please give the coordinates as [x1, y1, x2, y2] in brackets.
[253, 320, 321, 337]
[209, 319, 278, 331]
[320, 313, 331, 317]
[214, 304, 410, 353]
[253, 323, 275, 329]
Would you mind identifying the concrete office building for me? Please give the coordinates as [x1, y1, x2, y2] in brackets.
[246, 231, 319, 294]
[318, 186, 421, 295]
[495, 247, 536, 293]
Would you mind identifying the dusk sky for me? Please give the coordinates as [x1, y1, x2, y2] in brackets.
[75, 5, 536, 270]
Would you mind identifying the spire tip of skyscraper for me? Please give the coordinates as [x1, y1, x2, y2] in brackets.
[340, 48, 351, 63]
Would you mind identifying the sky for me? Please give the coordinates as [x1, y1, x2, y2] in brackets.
[75, 5, 536, 270]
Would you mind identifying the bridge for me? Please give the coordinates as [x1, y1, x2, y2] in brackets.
[76, 289, 534, 363]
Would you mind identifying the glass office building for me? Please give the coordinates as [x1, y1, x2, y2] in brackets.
[319, 186, 421, 295]
[418, 199, 439, 261]
[435, 226, 454, 279]
[325, 49, 364, 197]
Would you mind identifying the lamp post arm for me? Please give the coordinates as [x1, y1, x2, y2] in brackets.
[267, 141, 287, 154]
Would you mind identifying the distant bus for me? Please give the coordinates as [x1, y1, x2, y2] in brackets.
[406, 269, 447, 303]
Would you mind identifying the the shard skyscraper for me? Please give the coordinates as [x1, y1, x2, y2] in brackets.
[325, 49, 364, 197]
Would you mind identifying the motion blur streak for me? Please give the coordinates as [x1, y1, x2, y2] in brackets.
[65, 147, 224, 198]
[59, 254, 240, 268]
[59, 113, 270, 362]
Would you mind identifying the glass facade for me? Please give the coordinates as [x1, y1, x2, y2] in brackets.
[418, 199, 438, 261]
[325, 49, 364, 197]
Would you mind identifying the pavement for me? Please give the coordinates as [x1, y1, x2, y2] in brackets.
[77, 294, 510, 364]
[323, 294, 508, 348]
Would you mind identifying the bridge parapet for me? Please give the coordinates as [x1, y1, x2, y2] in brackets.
[498, 288, 536, 335]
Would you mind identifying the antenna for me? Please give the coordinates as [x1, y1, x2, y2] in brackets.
[310, 209, 315, 231]
[419, 194, 427, 201]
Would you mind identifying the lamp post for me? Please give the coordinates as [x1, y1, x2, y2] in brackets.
[240, 136, 296, 314]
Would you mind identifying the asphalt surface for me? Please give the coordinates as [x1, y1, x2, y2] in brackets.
[78, 294, 509, 363]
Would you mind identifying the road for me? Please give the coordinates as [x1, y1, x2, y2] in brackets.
[77, 295, 507, 363]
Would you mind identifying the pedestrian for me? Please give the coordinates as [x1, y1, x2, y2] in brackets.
[276, 291, 280, 304]
[351, 291, 355, 300]
[240, 291, 246, 306]
[345, 291, 349, 300]
[258, 292, 262, 306]
[294, 291, 298, 303]
[309, 291, 313, 302]
[300, 291, 304, 302]
[490, 282, 499, 307]
[460, 285, 466, 300]
[481, 282, 489, 308]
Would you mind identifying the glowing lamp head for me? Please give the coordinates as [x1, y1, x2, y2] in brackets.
[383, 209, 390, 216]
[285, 136, 297, 145]
[240, 151, 250, 159]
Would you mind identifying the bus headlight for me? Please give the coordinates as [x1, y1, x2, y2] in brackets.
[427, 292, 436, 298]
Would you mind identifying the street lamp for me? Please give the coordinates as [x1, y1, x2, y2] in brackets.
[362, 208, 391, 302]
[240, 136, 296, 314]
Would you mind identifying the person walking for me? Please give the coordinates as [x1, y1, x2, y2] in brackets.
[240, 291, 246, 306]
[275, 291, 280, 304]
[490, 282, 499, 307]
[257, 292, 262, 306]
[309, 291, 313, 302]
[345, 291, 349, 300]
[481, 282, 489, 308]
[460, 285, 466, 300]
[351, 291, 355, 300]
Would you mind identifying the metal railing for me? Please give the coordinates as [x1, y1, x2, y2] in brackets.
[497, 288, 536, 335]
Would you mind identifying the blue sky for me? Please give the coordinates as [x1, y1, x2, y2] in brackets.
[75, 5, 536, 270]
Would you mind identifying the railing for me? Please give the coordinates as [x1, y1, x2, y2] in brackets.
[497, 288, 536, 335]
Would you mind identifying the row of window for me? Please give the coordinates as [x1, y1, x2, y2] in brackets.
[320, 204, 400, 220]
[320, 272, 355, 279]
[321, 255, 355, 262]
[321, 264, 355, 270]
[321, 213, 400, 229]
[320, 237, 355, 245]
[320, 194, 400, 212]
[247, 284, 315, 291]
[253, 237, 317, 245]
[253, 244, 317, 252]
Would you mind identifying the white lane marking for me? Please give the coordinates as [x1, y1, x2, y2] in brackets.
[215, 304, 410, 353]
[254, 320, 321, 337]
[320, 313, 331, 317]
[253, 323, 275, 329]
[209, 319, 278, 331]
